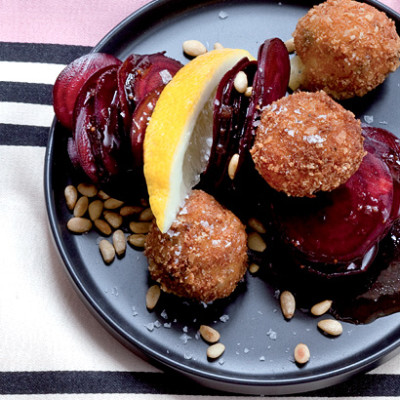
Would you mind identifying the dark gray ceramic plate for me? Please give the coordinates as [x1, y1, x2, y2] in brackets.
[45, 0, 400, 395]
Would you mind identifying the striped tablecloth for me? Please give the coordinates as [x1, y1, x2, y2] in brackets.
[1, 0, 400, 398]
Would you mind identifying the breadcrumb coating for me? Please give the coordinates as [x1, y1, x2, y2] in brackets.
[250, 91, 365, 197]
[293, 0, 400, 99]
[145, 190, 248, 303]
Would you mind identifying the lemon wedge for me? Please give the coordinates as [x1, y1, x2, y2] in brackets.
[144, 48, 253, 233]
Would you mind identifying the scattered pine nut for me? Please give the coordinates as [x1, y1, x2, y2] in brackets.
[99, 239, 115, 264]
[228, 153, 239, 180]
[120, 205, 143, 217]
[289, 55, 305, 92]
[104, 198, 124, 210]
[248, 217, 266, 234]
[317, 319, 343, 336]
[88, 199, 104, 221]
[284, 37, 295, 53]
[129, 221, 151, 234]
[94, 219, 112, 236]
[248, 232, 267, 252]
[77, 182, 98, 197]
[249, 263, 260, 274]
[244, 86, 253, 97]
[97, 190, 110, 200]
[67, 217, 92, 233]
[280, 290, 296, 320]
[207, 343, 225, 359]
[146, 285, 161, 310]
[113, 229, 126, 256]
[104, 211, 123, 229]
[64, 185, 78, 210]
[294, 343, 310, 364]
[311, 300, 332, 316]
[233, 71, 248, 93]
[199, 325, 220, 343]
[183, 40, 207, 57]
[128, 234, 147, 248]
[213, 42, 224, 50]
[73, 196, 89, 217]
[139, 207, 154, 222]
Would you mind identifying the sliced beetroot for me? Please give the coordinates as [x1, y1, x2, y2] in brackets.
[117, 52, 182, 131]
[238, 38, 290, 169]
[273, 151, 394, 265]
[53, 53, 121, 129]
[73, 65, 124, 184]
[67, 136, 80, 169]
[201, 57, 256, 189]
[130, 88, 162, 170]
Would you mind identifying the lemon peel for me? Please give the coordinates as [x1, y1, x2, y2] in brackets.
[144, 48, 253, 232]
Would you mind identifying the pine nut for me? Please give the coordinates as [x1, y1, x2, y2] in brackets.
[128, 234, 147, 248]
[64, 185, 78, 210]
[317, 319, 343, 336]
[207, 343, 225, 359]
[104, 211, 123, 229]
[294, 343, 310, 364]
[146, 285, 161, 310]
[248, 232, 267, 252]
[113, 229, 126, 256]
[120, 205, 143, 217]
[97, 190, 110, 200]
[248, 217, 266, 234]
[213, 42, 224, 50]
[289, 55, 305, 92]
[183, 40, 207, 57]
[88, 199, 104, 221]
[284, 37, 295, 53]
[199, 325, 220, 343]
[311, 300, 332, 316]
[249, 263, 260, 274]
[233, 71, 248, 93]
[129, 221, 151, 234]
[228, 153, 239, 180]
[99, 239, 115, 264]
[73, 196, 89, 217]
[94, 219, 112, 236]
[77, 182, 98, 197]
[104, 198, 124, 210]
[67, 217, 92, 233]
[280, 290, 296, 320]
[244, 86, 253, 97]
[139, 207, 154, 222]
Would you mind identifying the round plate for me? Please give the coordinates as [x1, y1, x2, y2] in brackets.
[45, 0, 400, 395]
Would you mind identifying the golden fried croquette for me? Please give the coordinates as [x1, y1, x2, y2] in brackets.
[250, 91, 365, 197]
[145, 190, 248, 303]
[292, 0, 400, 99]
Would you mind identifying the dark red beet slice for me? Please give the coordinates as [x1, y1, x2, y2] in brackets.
[238, 38, 290, 169]
[273, 151, 394, 265]
[201, 57, 256, 189]
[73, 65, 124, 184]
[117, 52, 182, 131]
[130, 88, 162, 170]
[53, 53, 121, 129]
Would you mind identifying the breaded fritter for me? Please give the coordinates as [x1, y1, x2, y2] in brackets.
[145, 190, 248, 303]
[293, 0, 400, 99]
[250, 91, 365, 197]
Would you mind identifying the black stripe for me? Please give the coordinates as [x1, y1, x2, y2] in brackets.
[1, 371, 400, 396]
[0, 82, 53, 105]
[0, 124, 49, 147]
[0, 42, 92, 64]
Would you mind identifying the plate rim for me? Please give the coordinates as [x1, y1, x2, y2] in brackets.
[44, 0, 400, 394]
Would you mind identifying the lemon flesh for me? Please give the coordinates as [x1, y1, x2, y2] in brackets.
[144, 48, 253, 233]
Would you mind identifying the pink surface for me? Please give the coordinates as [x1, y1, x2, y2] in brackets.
[0, 0, 151, 46]
[0, 0, 399, 46]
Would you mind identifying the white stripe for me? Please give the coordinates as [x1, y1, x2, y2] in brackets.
[0, 61, 65, 84]
[0, 102, 54, 127]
